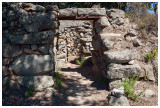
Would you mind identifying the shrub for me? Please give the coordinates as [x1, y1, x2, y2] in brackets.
[76, 55, 86, 67]
[144, 49, 158, 62]
[121, 76, 143, 100]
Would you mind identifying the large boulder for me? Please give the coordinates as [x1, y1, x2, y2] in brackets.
[17, 76, 54, 91]
[78, 8, 106, 16]
[2, 66, 10, 77]
[106, 63, 142, 79]
[8, 30, 55, 44]
[11, 55, 54, 75]
[2, 44, 22, 57]
[19, 14, 58, 33]
[59, 8, 77, 17]
[104, 49, 137, 63]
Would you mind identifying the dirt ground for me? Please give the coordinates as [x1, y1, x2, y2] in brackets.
[2, 57, 158, 106]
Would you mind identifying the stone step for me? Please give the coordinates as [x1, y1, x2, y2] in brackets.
[104, 49, 137, 63]
[106, 63, 141, 79]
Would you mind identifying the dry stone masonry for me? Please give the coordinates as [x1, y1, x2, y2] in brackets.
[2, 3, 158, 91]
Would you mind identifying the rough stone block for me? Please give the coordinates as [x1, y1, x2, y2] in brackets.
[19, 14, 58, 33]
[104, 49, 137, 63]
[17, 76, 54, 91]
[106, 63, 142, 79]
[11, 55, 54, 75]
[78, 8, 106, 16]
[8, 30, 55, 44]
[59, 8, 77, 17]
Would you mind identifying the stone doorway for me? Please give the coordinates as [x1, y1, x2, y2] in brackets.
[54, 19, 95, 70]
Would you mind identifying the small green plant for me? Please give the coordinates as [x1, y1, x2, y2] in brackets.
[26, 86, 34, 97]
[121, 76, 142, 100]
[144, 49, 158, 62]
[54, 78, 62, 89]
[76, 55, 86, 67]
[53, 68, 63, 89]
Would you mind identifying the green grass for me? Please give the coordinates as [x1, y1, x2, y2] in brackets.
[26, 86, 34, 97]
[144, 49, 158, 62]
[121, 76, 144, 100]
[76, 55, 86, 67]
[53, 68, 63, 89]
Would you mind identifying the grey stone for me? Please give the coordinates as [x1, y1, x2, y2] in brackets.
[110, 86, 124, 98]
[38, 45, 50, 54]
[78, 8, 106, 16]
[104, 49, 137, 63]
[2, 66, 10, 77]
[116, 18, 124, 25]
[108, 95, 130, 106]
[22, 3, 34, 8]
[109, 80, 122, 90]
[11, 55, 54, 76]
[17, 76, 54, 91]
[8, 30, 55, 44]
[143, 64, 155, 81]
[31, 45, 37, 50]
[106, 63, 141, 79]
[46, 5, 59, 11]
[96, 16, 110, 27]
[144, 89, 155, 97]
[2, 44, 22, 58]
[107, 9, 125, 19]
[59, 8, 77, 17]
[19, 14, 58, 33]
[133, 38, 142, 47]
[128, 29, 138, 36]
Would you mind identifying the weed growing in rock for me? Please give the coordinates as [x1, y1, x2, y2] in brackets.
[144, 49, 158, 62]
[76, 55, 86, 67]
[53, 68, 63, 89]
[26, 86, 34, 97]
[121, 76, 143, 100]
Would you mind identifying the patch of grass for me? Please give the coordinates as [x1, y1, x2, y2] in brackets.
[76, 55, 86, 67]
[144, 49, 158, 62]
[121, 76, 143, 100]
[26, 86, 34, 97]
[53, 68, 63, 89]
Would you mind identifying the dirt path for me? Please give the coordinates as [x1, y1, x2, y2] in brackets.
[55, 62, 109, 105]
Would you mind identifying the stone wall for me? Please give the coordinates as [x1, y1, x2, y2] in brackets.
[2, 3, 158, 91]
[91, 9, 158, 90]
[2, 2, 58, 91]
